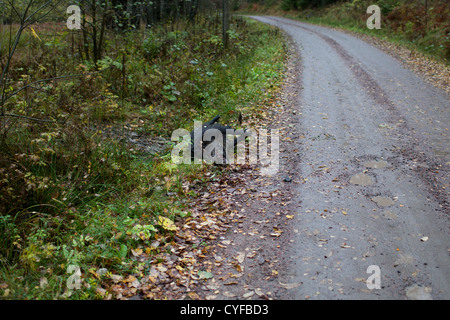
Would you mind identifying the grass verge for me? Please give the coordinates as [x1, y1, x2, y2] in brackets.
[237, 0, 450, 65]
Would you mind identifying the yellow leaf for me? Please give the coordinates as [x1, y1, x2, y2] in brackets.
[30, 27, 41, 41]
[131, 248, 143, 256]
[175, 265, 184, 272]
[89, 269, 100, 279]
[158, 216, 178, 231]
[188, 292, 200, 299]
[342, 211, 347, 215]
[123, 275, 137, 283]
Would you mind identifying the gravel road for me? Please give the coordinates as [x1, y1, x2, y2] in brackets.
[224, 16, 450, 300]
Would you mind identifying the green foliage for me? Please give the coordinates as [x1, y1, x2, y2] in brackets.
[378, 0, 400, 15]
[142, 32, 164, 60]
[0, 14, 287, 299]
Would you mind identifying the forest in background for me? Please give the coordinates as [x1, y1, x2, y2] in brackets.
[237, 0, 450, 64]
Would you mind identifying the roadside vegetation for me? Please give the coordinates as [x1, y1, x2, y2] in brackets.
[0, 0, 286, 299]
[237, 0, 450, 65]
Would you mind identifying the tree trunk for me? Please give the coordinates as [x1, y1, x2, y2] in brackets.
[222, 0, 230, 49]
[188, 0, 199, 22]
[81, 0, 90, 61]
[160, 0, 165, 24]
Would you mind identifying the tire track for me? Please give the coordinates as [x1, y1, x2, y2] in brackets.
[250, 15, 450, 299]
[262, 16, 448, 213]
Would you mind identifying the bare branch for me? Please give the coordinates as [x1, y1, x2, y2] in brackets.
[4, 0, 22, 20]
[0, 113, 57, 123]
[0, 0, 62, 117]
[24, 0, 55, 24]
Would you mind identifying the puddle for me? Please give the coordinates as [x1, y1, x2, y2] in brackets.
[350, 173, 373, 186]
[371, 196, 394, 207]
[383, 210, 397, 219]
[405, 285, 433, 300]
[364, 160, 389, 169]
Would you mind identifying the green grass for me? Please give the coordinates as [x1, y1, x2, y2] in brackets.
[291, 15, 449, 65]
[0, 17, 287, 299]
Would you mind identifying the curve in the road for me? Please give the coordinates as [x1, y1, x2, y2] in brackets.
[251, 16, 450, 300]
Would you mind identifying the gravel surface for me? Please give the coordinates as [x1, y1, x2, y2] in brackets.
[206, 16, 449, 300]
[341, 29, 450, 97]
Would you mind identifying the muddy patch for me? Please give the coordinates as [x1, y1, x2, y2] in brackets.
[382, 210, 398, 219]
[350, 173, 374, 186]
[371, 196, 394, 207]
[365, 160, 389, 169]
[405, 285, 433, 300]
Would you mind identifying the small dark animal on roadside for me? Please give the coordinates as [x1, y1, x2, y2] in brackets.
[189, 115, 248, 164]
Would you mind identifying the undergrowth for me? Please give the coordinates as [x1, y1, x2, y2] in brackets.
[0, 17, 287, 299]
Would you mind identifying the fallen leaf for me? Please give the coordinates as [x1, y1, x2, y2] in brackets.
[236, 252, 245, 264]
[270, 228, 283, 237]
[176, 265, 184, 272]
[40, 277, 48, 289]
[234, 264, 243, 273]
[123, 275, 137, 283]
[223, 291, 237, 297]
[131, 248, 143, 256]
[206, 284, 219, 290]
[158, 216, 178, 231]
[188, 292, 200, 299]
[96, 287, 107, 297]
[254, 288, 265, 296]
[110, 274, 123, 283]
[156, 265, 167, 272]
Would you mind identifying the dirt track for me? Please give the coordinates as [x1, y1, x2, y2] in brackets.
[207, 16, 449, 300]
